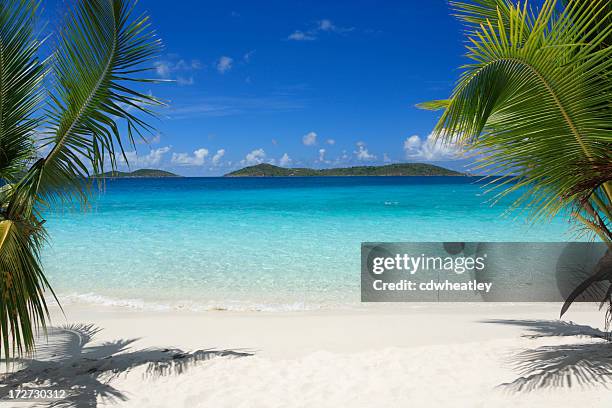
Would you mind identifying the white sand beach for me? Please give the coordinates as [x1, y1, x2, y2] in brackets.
[2, 302, 611, 407]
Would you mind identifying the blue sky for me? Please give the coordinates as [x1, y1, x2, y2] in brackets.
[45, 0, 471, 176]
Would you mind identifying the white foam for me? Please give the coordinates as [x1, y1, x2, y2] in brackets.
[55, 292, 335, 312]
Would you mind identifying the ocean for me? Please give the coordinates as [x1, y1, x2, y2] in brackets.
[42, 176, 578, 311]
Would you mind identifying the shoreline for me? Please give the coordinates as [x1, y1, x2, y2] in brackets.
[45, 301, 607, 357]
[52, 290, 601, 313]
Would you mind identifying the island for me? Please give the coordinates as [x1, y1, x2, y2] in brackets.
[225, 163, 463, 177]
[93, 169, 180, 178]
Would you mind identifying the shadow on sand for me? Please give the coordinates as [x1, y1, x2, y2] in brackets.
[483, 319, 612, 392]
[0, 324, 253, 407]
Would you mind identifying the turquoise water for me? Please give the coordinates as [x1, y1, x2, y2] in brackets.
[42, 177, 577, 311]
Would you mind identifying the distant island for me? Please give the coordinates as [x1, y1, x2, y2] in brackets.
[225, 163, 463, 177]
[93, 169, 180, 178]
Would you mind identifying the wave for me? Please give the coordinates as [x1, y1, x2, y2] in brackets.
[54, 292, 339, 312]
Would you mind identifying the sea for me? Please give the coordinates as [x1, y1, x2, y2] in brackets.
[41, 176, 579, 311]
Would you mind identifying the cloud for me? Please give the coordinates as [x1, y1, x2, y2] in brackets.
[241, 148, 266, 166]
[154, 62, 171, 77]
[340, 150, 350, 161]
[383, 153, 392, 163]
[154, 57, 202, 85]
[176, 76, 195, 86]
[216, 56, 233, 74]
[354, 142, 376, 161]
[318, 19, 335, 31]
[318, 148, 326, 162]
[279, 153, 292, 167]
[121, 146, 171, 167]
[325, 139, 335, 145]
[171, 148, 209, 166]
[167, 96, 305, 119]
[403, 133, 462, 161]
[212, 149, 226, 166]
[317, 19, 353, 33]
[288, 31, 316, 41]
[404, 135, 421, 151]
[243, 50, 256, 63]
[149, 134, 161, 144]
[288, 19, 354, 41]
[302, 131, 317, 146]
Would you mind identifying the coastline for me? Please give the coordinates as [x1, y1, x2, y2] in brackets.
[9, 302, 609, 407]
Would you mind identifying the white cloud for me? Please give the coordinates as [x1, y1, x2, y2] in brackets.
[288, 19, 354, 41]
[243, 50, 256, 63]
[318, 148, 326, 161]
[168, 96, 304, 119]
[302, 131, 317, 146]
[383, 153, 392, 163]
[176, 76, 194, 86]
[288, 31, 316, 41]
[318, 19, 335, 31]
[403, 133, 462, 161]
[241, 148, 266, 166]
[216, 56, 233, 74]
[404, 135, 421, 151]
[171, 148, 209, 166]
[279, 153, 292, 167]
[354, 142, 376, 161]
[325, 139, 335, 145]
[211, 149, 226, 166]
[316, 19, 353, 33]
[154, 58, 202, 84]
[154, 62, 171, 77]
[121, 146, 171, 167]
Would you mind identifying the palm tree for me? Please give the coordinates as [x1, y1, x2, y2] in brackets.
[420, 0, 611, 318]
[0, 0, 161, 360]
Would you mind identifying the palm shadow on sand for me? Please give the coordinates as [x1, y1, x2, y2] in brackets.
[0, 324, 253, 407]
[484, 319, 612, 391]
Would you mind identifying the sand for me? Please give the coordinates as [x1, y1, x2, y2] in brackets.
[2, 302, 611, 407]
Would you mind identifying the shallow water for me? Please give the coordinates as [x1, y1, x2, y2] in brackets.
[42, 177, 578, 311]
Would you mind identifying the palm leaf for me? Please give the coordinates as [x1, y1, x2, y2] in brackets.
[0, 0, 44, 184]
[0, 0, 54, 362]
[415, 99, 450, 111]
[0, 218, 56, 362]
[10, 0, 162, 215]
[429, 0, 612, 230]
[1, 0, 163, 361]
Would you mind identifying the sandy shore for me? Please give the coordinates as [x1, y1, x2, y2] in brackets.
[2, 302, 611, 407]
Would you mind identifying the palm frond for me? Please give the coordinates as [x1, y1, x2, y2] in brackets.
[11, 0, 162, 215]
[432, 0, 612, 231]
[561, 0, 612, 47]
[1, 0, 163, 362]
[450, 0, 514, 27]
[0, 218, 55, 361]
[415, 99, 450, 111]
[0, 0, 44, 184]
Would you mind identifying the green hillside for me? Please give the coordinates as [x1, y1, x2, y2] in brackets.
[93, 169, 180, 178]
[225, 163, 463, 177]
